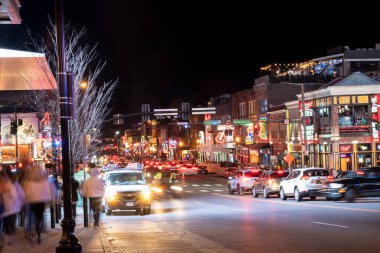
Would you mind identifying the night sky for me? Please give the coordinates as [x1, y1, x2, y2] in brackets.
[1, 0, 380, 120]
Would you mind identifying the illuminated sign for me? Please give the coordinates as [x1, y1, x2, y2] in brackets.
[258, 122, 268, 141]
[215, 131, 226, 144]
[339, 144, 353, 153]
[204, 120, 221, 125]
[233, 119, 251, 125]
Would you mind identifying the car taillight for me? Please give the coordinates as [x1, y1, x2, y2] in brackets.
[328, 175, 334, 181]
[357, 171, 365, 176]
[301, 175, 310, 181]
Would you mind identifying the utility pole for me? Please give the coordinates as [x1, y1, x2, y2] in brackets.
[301, 83, 307, 168]
[55, 0, 82, 252]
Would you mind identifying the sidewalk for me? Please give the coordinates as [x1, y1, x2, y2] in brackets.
[2, 209, 109, 253]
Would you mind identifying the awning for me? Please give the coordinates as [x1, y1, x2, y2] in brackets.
[0, 48, 56, 91]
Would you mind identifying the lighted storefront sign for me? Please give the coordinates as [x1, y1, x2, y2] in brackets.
[258, 122, 268, 141]
[233, 119, 251, 125]
[357, 143, 371, 152]
[371, 95, 380, 140]
[245, 124, 254, 144]
[169, 139, 177, 149]
[339, 144, 353, 153]
[215, 131, 226, 144]
[204, 120, 221, 125]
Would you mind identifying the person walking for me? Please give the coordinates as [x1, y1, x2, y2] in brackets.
[83, 168, 104, 228]
[24, 166, 54, 244]
[2, 171, 25, 245]
[71, 176, 80, 218]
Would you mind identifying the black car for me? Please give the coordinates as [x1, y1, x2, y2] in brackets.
[198, 166, 209, 175]
[319, 168, 380, 202]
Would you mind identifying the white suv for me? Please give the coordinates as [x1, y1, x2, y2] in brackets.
[227, 169, 262, 196]
[279, 168, 330, 201]
[102, 170, 151, 215]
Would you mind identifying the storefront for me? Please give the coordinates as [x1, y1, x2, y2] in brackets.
[310, 143, 332, 169]
[339, 144, 353, 171]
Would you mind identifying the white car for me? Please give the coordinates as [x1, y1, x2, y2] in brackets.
[279, 168, 330, 201]
[102, 170, 151, 215]
[179, 163, 198, 176]
[227, 169, 262, 196]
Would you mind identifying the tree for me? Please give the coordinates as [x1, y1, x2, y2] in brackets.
[22, 20, 117, 166]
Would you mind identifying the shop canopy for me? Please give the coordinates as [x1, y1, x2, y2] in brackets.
[0, 48, 56, 91]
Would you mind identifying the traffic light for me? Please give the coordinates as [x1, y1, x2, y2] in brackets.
[10, 120, 17, 135]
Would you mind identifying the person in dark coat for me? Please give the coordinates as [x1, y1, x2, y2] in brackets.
[71, 176, 80, 218]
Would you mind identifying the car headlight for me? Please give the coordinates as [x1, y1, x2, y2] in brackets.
[151, 186, 163, 193]
[142, 188, 151, 200]
[170, 185, 183, 192]
[329, 183, 344, 189]
[105, 189, 117, 201]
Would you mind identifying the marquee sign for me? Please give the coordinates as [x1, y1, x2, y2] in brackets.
[339, 144, 353, 153]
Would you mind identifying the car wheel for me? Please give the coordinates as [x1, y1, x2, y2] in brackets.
[280, 188, 287, 200]
[237, 185, 244, 196]
[294, 188, 303, 202]
[143, 206, 151, 215]
[253, 187, 258, 198]
[345, 188, 357, 203]
[263, 187, 269, 199]
[228, 185, 234, 195]
[310, 196, 317, 200]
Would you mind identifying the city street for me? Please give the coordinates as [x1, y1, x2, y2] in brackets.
[101, 174, 380, 253]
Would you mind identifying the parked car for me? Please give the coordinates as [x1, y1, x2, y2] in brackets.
[197, 165, 209, 175]
[102, 170, 151, 215]
[279, 168, 330, 201]
[318, 167, 380, 202]
[253, 170, 289, 198]
[179, 163, 198, 176]
[227, 169, 262, 196]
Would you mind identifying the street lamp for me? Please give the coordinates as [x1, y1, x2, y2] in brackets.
[55, 0, 81, 252]
[79, 80, 88, 90]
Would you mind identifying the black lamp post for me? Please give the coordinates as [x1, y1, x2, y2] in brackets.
[55, 0, 82, 252]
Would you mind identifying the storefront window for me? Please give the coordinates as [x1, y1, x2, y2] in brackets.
[338, 105, 369, 132]
[357, 153, 372, 168]
[317, 107, 330, 134]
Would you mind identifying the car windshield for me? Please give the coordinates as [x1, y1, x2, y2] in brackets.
[304, 170, 329, 177]
[244, 171, 261, 177]
[107, 173, 145, 185]
[270, 171, 289, 178]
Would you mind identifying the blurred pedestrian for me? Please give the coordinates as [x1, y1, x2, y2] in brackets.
[0, 174, 5, 250]
[83, 168, 104, 228]
[71, 176, 80, 218]
[21, 167, 35, 241]
[24, 166, 54, 244]
[2, 170, 25, 245]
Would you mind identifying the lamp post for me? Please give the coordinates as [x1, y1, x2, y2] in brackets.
[55, 0, 82, 252]
[235, 136, 241, 166]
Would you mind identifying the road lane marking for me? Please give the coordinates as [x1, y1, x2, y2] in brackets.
[311, 221, 350, 229]
[199, 189, 210, 192]
[184, 190, 193, 193]
[213, 189, 225, 192]
[234, 208, 249, 212]
[211, 193, 380, 214]
[192, 184, 200, 186]
[214, 184, 224, 186]
[194, 202, 204, 205]
[203, 184, 212, 186]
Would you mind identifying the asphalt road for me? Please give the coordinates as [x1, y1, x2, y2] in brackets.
[101, 174, 380, 253]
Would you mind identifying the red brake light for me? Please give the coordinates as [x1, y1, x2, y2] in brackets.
[277, 171, 284, 174]
[357, 171, 365, 175]
[301, 175, 310, 181]
[251, 169, 259, 173]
